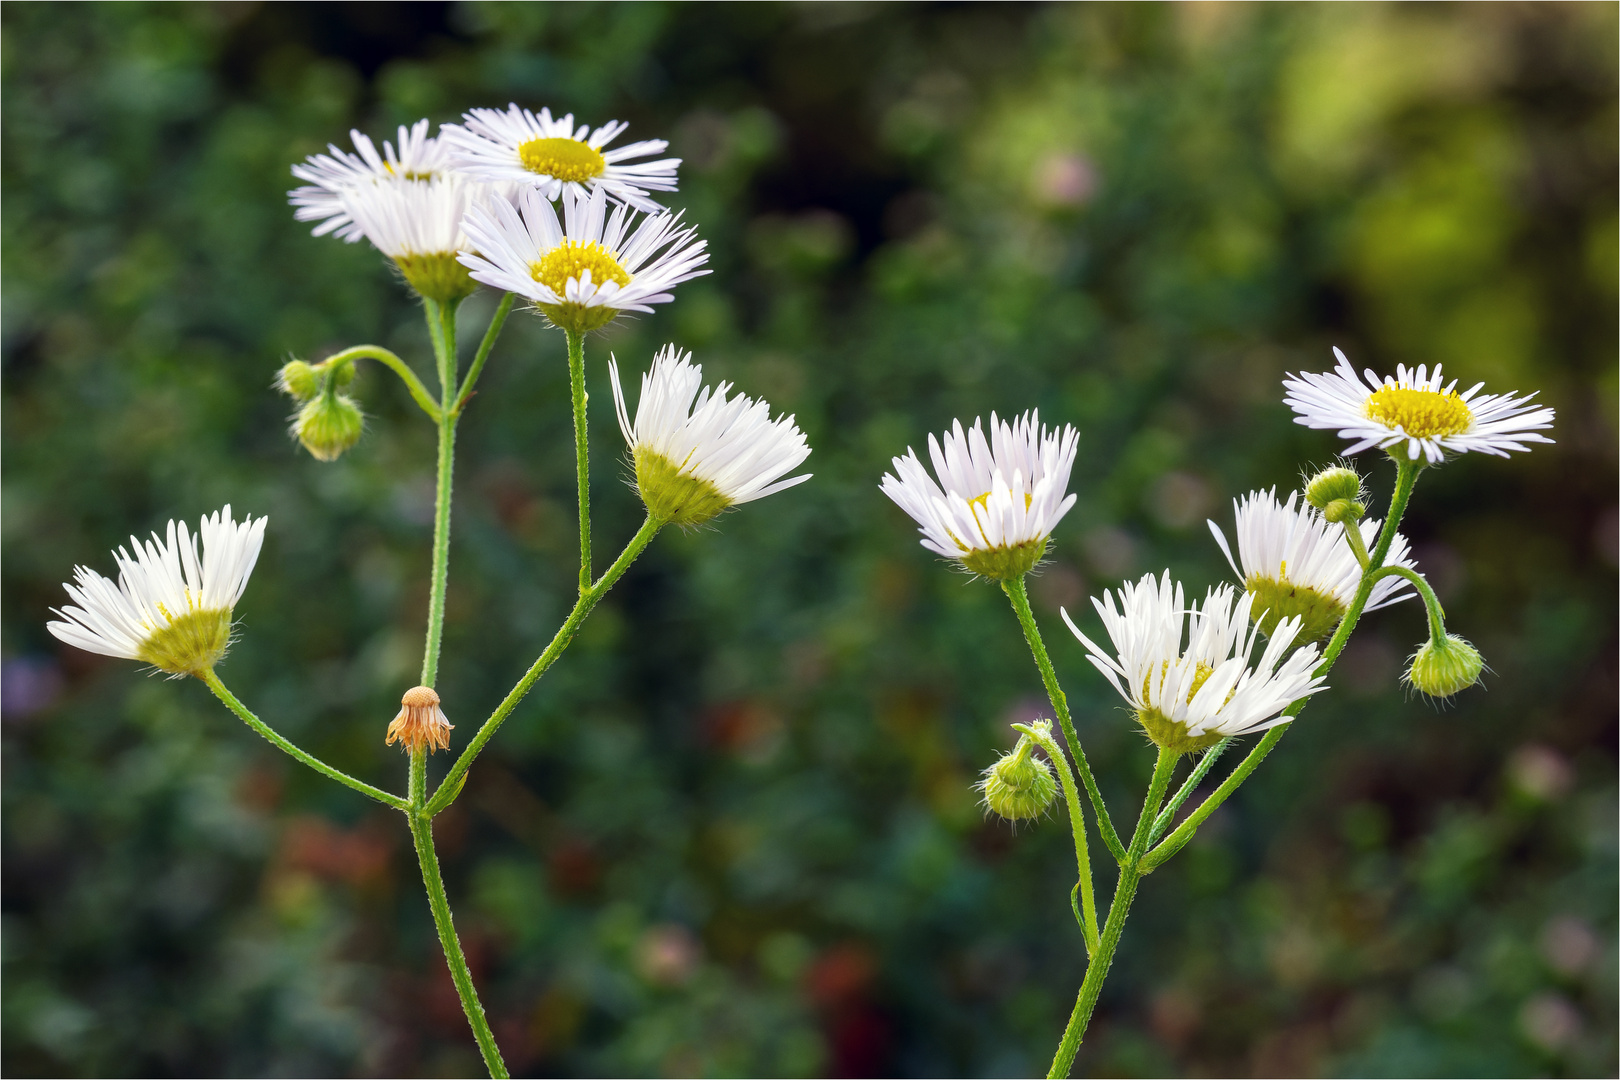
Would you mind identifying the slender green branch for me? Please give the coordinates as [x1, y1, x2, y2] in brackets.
[1015, 723, 1100, 956]
[419, 300, 460, 688]
[1143, 458, 1423, 870]
[426, 515, 664, 814]
[409, 812, 509, 1078]
[1367, 563, 1447, 640]
[1002, 577, 1126, 862]
[320, 344, 441, 422]
[452, 292, 515, 417]
[1047, 747, 1178, 1079]
[1149, 737, 1231, 845]
[565, 328, 592, 595]
[200, 669, 407, 810]
[1342, 516, 1371, 569]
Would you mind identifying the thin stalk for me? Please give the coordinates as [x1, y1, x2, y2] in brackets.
[1002, 576, 1125, 862]
[1047, 747, 1178, 1079]
[318, 344, 441, 422]
[427, 515, 663, 814]
[452, 292, 515, 417]
[200, 669, 407, 810]
[1342, 515, 1371, 569]
[565, 328, 592, 595]
[1367, 563, 1447, 640]
[1143, 458, 1422, 870]
[420, 302, 460, 687]
[1015, 723, 1100, 956]
[1149, 737, 1231, 845]
[410, 812, 508, 1078]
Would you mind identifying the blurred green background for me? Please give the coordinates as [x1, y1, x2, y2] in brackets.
[3, 3, 1615, 1077]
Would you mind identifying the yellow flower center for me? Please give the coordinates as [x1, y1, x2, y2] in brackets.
[530, 240, 632, 297]
[518, 137, 607, 182]
[382, 164, 439, 182]
[1365, 386, 1473, 439]
[1135, 661, 1229, 755]
[1144, 660, 1217, 707]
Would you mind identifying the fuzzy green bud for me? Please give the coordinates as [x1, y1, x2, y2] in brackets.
[326, 357, 356, 388]
[1405, 633, 1486, 698]
[293, 392, 364, 462]
[1305, 466, 1363, 511]
[277, 360, 322, 401]
[977, 733, 1058, 822]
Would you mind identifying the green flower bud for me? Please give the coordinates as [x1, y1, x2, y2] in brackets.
[326, 357, 356, 388]
[1304, 466, 1363, 513]
[977, 732, 1058, 822]
[1405, 633, 1486, 698]
[276, 360, 322, 401]
[293, 392, 364, 462]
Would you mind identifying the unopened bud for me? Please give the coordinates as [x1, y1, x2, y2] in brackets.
[293, 392, 364, 462]
[1305, 466, 1363, 513]
[386, 685, 454, 754]
[327, 357, 356, 388]
[277, 360, 322, 401]
[977, 732, 1057, 822]
[1405, 633, 1486, 698]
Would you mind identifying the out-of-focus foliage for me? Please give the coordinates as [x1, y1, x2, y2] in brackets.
[3, 4, 1614, 1077]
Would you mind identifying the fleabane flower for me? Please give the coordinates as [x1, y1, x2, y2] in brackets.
[880, 413, 1079, 580]
[289, 119, 452, 242]
[1284, 347, 1555, 464]
[610, 345, 811, 526]
[459, 186, 708, 334]
[47, 507, 268, 677]
[1208, 488, 1417, 644]
[442, 104, 679, 212]
[1063, 572, 1326, 754]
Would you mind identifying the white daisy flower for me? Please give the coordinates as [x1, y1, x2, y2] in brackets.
[442, 104, 679, 212]
[289, 119, 452, 242]
[880, 412, 1079, 580]
[340, 172, 486, 303]
[1208, 488, 1417, 643]
[1284, 347, 1555, 464]
[610, 345, 811, 526]
[1063, 572, 1326, 754]
[47, 507, 268, 677]
[458, 185, 709, 334]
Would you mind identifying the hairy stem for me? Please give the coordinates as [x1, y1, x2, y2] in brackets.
[1015, 723, 1100, 956]
[1002, 576, 1125, 862]
[1367, 563, 1447, 641]
[420, 302, 461, 687]
[1149, 737, 1231, 845]
[317, 344, 442, 422]
[452, 292, 515, 417]
[200, 669, 407, 810]
[566, 328, 592, 596]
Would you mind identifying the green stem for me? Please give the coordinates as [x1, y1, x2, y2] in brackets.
[319, 344, 441, 422]
[1047, 747, 1178, 1079]
[565, 328, 592, 596]
[1367, 563, 1447, 640]
[452, 292, 515, 418]
[1149, 737, 1231, 845]
[409, 812, 509, 1078]
[1002, 577, 1125, 863]
[420, 302, 460, 688]
[426, 514, 664, 814]
[1143, 458, 1422, 870]
[200, 669, 407, 810]
[1342, 515, 1372, 570]
[1015, 723, 1100, 956]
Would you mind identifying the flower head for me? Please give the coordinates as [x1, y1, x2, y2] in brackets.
[459, 186, 709, 334]
[1405, 633, 1486, 699]
[442, 104, 679, 212]
[386, 685, 454, 754]
[289, 119, 453, 242]
[610, 345, 811, 526]
[1064, 572, 1326, 753]
[1284, 347, 1555, 464]
[880, 412, 1079, 580]
[977, 723, 1058, 823]
[1209, 488, 1416, 643]
[47, 507, 267, 677]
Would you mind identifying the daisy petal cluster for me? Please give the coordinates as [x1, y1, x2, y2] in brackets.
[1063, 572, 1326, 753]
[1285, 347, 1555, 464]
[47, 506, 268, 677]
[289, 119, 452, 242]
[610, 345, 811, 526]
[1209, 488, 1416, 643]
[880, 412, 1079, 580]
[442, 104, 679, 212]
[460, 186, 709, 333]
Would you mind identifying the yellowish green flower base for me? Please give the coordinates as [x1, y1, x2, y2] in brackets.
[980, 737, 1058, 821]
[1245, 575, 1345, 644]
[1135, 707, 1226, 755]
[396, 253, 477, 305]
[137, 607, 232, 676]
[635, 447, 733, 526]
[961, 538, 1047, 580]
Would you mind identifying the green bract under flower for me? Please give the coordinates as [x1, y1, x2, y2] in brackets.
[635, 446, 733, 527]
[396, 252, 477, 304]
[1245, 572, 1346, 644]
[295, 393, 365, 462]
[136, 606, 233, 676]
[961, 537, 1048, 580]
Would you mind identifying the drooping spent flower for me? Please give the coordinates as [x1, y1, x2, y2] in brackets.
[442, 104, 679, 212]
[1208, 488, 1416, 643]
[978, 721, 1059, 822]
[386, 685, 454, 754]
[609, 345, 811, 526]
[1284, 347, 1555, 464]
[880, 412, 1079, 580]
[47, 507, 268, 677]
[1064, 572, 1326, 754]
[459, 186, 709, 334]
[1405, 633, 1486, 699]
